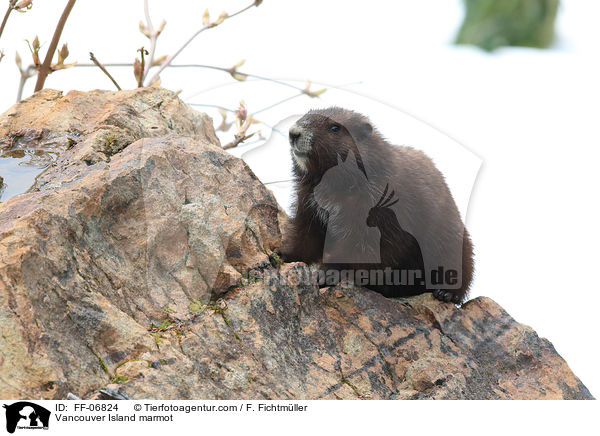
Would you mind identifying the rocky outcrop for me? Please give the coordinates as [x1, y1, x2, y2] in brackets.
[0, 88, 593, 400]
[82, 267, 592, 400]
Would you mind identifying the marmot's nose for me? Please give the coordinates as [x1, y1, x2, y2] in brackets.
[289, 126, 302, 144]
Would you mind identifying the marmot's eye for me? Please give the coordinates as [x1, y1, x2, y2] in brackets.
[329, 125, 340, 133]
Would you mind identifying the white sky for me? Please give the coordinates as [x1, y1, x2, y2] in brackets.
[0, 0, 599, 399]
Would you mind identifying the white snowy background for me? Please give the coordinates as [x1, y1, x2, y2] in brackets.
[0, 0, 598, 400]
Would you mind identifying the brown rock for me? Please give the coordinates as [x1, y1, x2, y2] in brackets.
[0, 88, 593, 400]
[0, 88, 283, 399]
[81, 263, 593, 400]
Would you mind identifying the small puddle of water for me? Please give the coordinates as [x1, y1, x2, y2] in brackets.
[0, 150, 58, 202]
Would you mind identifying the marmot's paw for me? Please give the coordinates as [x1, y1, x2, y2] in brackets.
[277, 245, 293, 263]
[433, 289, 461, 304]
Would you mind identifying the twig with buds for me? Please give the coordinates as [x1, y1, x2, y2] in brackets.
[188, 102, 285, 139]
[15, 38, 74, 101]
[6, 0, 324, 150]
[222, 101, 259, 150]
[33, 0, 77, 91]
[187, 81, 326, 148]
[145, 0, 263, 87]
[133, 47, 148, 87]
[0, 1, 18, 44]
[1, 1, 33, 62]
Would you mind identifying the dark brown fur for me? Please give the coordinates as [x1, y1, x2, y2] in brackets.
[281, 107, 474, 303]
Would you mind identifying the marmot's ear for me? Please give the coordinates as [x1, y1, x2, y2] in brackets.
[356, 121, 372, 140]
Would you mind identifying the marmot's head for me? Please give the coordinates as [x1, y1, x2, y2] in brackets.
[288, 107, 374, 178]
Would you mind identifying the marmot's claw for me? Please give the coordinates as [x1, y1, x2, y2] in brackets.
[433, 289, 460, 304]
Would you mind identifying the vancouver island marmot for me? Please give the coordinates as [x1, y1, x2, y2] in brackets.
[280, 107, 474, 304]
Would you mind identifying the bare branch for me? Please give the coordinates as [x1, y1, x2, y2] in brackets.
[0, 1, 18, 43]
[16, 64, 36, 102]
[188, 103, 237, 113]
[142, 0, 154, 70]
[34, 0, 77, 92]
[168, 63, 307, 93]
[263, 179, 293, 185]
[74, 61, 317, 96]
[144, 0, 262, 87]
[223, 132, 255, 150]
[74, 62, 132, 67]
[86, 62, 306, 93]
[89, 52, 121, 90]
[140, 0, 165, 82]
[227, 0, 262, 20]
[189, 87, 326, 120]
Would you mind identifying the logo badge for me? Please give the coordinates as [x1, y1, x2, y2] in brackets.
[3, 402, 50, 434]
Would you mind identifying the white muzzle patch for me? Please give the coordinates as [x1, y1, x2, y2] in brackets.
[289, 124, 313, 172]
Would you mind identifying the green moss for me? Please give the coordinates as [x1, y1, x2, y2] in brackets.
[152, 332, 163, 351]
[114, 359, 134, 371]
[339, 369, 362, 398]
[188, 300, 203, 313]
[220, 312, 241, 341]
[88, 347, 110, 375]
[149, 319, 176, 350]
[89, 349, 136, 384]
[105, 133, 117, 146]
[154, 319, 173, 331]
[189, 300, 228, 315]
[188, 299, 241, 341]
[111, 375, 128, 384]
[268, 251, 284, 268]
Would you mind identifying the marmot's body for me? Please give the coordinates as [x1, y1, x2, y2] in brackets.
[281, 107, 474, 303]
